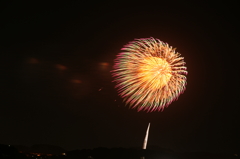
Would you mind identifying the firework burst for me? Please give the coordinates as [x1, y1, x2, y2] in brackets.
[112, 37, 187, 112]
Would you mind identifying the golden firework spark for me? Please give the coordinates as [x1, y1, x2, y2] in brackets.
[112, 37, 187, 112]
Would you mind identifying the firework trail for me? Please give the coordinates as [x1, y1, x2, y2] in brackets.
[112, 37, 187, 112]
[143, 123, 150, 149]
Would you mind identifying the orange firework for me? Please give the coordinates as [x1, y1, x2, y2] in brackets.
[112, 37, 187, 112]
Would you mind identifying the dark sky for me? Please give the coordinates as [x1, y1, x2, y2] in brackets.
[1, 1, 239, 154]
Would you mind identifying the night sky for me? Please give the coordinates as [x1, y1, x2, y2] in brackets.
[1, 1, 239, 154]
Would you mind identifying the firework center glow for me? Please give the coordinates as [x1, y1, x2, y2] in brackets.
[138, 57, 172, 89]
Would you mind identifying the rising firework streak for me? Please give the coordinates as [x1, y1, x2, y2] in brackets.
[143, 123, 150, 149]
